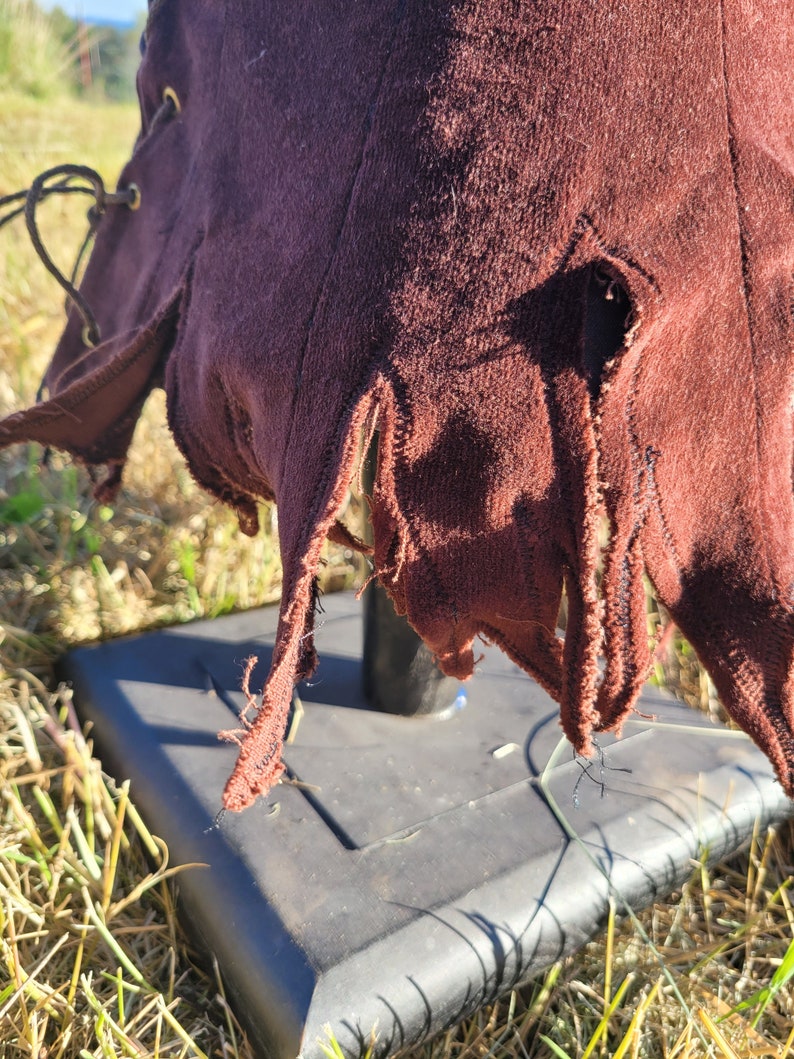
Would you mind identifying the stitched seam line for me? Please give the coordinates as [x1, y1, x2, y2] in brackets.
[717, 0, 774, 588]
[278, 2, 406, 487]
[15, 323, 169, 427]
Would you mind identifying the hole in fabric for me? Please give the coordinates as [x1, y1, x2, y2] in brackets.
[556, 587, 568, 633]
[583, 264, 632, 397]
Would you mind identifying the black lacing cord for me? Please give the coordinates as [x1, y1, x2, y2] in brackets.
[0, 165, 140, 348]
[0, 89, 181, 351]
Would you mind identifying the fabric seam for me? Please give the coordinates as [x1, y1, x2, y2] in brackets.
[278, 1, 407, 489]
[717, 0, 775, 589]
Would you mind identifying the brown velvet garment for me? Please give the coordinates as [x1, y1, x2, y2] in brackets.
[1, 1, 792, 810]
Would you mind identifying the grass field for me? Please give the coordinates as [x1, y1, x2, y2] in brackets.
[1, 91, 793, 1059]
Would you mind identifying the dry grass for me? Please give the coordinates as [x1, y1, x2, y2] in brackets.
[1, 91, 793, 1059]
[0, 672, 254, 1058]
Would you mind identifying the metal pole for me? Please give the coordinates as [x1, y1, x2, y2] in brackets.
[361, 438, 460, 716]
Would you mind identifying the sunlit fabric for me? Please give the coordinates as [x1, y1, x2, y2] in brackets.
[1, 0, 792, 810]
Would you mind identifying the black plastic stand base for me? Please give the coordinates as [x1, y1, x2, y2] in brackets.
[60, 592, 792, 1059]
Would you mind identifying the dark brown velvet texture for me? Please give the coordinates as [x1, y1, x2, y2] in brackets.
[2, 1, 792, 810]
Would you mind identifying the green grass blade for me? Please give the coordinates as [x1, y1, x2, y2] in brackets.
[538, 1034, 573, 1059]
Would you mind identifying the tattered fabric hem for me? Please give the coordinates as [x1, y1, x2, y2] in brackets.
[220, 384, 382, 811]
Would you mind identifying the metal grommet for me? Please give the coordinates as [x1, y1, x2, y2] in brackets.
[163, 85, 182, 114]
[126, 183, 142, 211]
[82, 324, 99, 348]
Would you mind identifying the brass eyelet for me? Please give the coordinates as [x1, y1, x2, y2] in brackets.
[126, 183, 142, 211]
[82, 324, 99, 348]
[163, 86, 182, 114]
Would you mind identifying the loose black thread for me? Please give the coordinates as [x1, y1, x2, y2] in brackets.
[571, 739, 633, 808]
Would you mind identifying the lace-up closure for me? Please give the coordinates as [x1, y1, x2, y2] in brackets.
[0, 166, 141, 347]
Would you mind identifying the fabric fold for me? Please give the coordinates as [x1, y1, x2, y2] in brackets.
[0, 297, 181, 498]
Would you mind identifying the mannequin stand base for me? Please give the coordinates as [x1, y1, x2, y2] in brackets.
[60, 592, 792, 1059]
